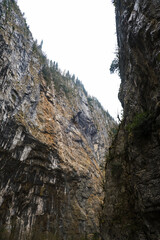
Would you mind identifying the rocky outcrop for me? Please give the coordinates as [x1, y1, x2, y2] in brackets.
[101, 0, 160, 240]
[0, 1, 115, 239]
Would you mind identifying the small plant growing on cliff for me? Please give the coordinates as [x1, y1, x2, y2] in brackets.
[110, 57, 119, 75]
[111, 0, 117, 7]
[42, 64, 52, 84]
[126, 112, 148, 133]
[110, 47, 120, 75]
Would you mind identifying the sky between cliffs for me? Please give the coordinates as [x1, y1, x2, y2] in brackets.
[18, 0, 122, 120]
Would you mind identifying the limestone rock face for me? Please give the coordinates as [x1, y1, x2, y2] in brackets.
[0, 1, 115, 239]
[101, 0, 160, 240]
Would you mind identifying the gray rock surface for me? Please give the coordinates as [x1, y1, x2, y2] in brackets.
[101, 0, 160, 239]
[0, 1, 115, 239]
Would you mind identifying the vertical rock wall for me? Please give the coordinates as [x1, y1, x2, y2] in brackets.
[101, 0, 160, 240]
[0, 1, 115, 239]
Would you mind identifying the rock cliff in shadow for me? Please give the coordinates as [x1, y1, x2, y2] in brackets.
[0, 1, 116, 239]
[101, 0, 160, 239]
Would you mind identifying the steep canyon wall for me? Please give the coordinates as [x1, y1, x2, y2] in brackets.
[101, 0, 160, 239]
[0, 1, 115, 239]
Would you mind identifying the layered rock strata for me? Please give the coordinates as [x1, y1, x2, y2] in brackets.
[0, 1, 115, 239]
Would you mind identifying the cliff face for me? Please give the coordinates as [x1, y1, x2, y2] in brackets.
[102, 0, 160, 240]
[0, 1, 115, 239]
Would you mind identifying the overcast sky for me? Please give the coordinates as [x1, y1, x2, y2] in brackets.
[18, 0, 122, 120]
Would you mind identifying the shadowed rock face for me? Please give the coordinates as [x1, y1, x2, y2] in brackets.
[0, 1, 115, 239]
[101, 0, 160, 240]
